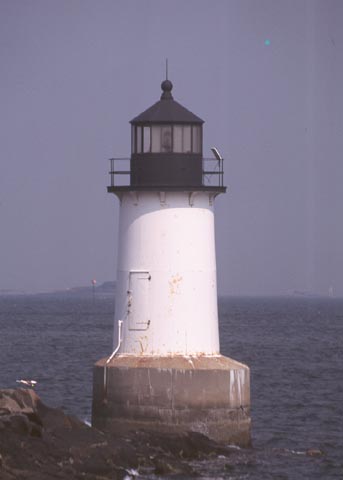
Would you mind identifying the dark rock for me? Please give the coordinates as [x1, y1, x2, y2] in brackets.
[0, 388, 236, 479]
[4, 413, 31, 435]
[153, 455, 195, 476]
[26, 411, 43, 427]
[0, 389, 43, 436]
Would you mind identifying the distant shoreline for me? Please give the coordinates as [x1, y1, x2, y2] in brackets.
[0, 281, 116, 297]
[0, 286, 341, 299]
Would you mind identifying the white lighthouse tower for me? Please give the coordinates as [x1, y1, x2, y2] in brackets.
[92, 78, 251, 445]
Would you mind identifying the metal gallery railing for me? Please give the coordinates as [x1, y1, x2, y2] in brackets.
[202, 157, 224, 187]
[108, 158, 131, 187]
[108, 157, 224, 188]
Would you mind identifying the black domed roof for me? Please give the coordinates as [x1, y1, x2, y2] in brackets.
[130, 80, 204, 125]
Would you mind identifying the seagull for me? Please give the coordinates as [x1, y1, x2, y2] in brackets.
[16, 380, 37, 387]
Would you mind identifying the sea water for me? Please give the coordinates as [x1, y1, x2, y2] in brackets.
[0, 294, 342, 479]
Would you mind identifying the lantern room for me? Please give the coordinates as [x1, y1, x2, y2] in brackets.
[107, 79, 225, 194]
[130, 79, 204, 187]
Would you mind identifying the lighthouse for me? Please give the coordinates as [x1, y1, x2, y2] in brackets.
[92, 78, 251, 446]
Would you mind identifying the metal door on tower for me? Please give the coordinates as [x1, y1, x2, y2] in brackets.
[128, 270, 151, 330]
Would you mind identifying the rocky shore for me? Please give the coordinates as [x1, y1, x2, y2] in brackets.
[0, 389, 232, 479]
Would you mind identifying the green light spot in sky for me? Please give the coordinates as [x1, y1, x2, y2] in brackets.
[264, 39, 271, 46]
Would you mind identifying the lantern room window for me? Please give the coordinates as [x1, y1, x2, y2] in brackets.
[161, 126, 172, 152]
[151, 126, 172, 153]
[132, 125, 202, 154]
[143, 127, 150, 153]
[192, 125, 201, 153]
[136, 126, 142, 153]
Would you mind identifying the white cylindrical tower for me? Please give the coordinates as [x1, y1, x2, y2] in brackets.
[115, 190, 219, 356]
[92, 79, 251, 446]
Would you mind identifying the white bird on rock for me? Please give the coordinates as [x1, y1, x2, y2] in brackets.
[16, 379, 37, 387]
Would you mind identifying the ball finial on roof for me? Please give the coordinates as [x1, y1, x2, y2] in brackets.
[161, 79, 173, 100]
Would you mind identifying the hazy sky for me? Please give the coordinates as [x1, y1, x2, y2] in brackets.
[1, 0, 342, 295]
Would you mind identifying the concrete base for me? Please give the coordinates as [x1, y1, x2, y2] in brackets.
[92, 355, 251, 447]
